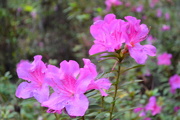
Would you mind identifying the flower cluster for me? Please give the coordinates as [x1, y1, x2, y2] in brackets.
[16, 55, 111, 116]
[89, 14, 156, 64]
[157, 52, 172, 65]
[169, 74, 180, 93]
[134, 96, 161, 119]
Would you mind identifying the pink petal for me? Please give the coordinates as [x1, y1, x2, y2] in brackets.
[17, 55, 46, 84]
[89, 44, 106, 55]
[15, 82, 34, 99]
[42, 93, 69, 110]
[169, 74, 180, 93]
[83, 58, 97, 77]
[17, 61, 34, 82]
[128, 45, 148, 64]
[128, 44, 156, 64]
[66, 94, 89, 116]
[87, 78, 111, 96]
[139, 111, 146, 117]
[90, 20, 104, 39]
[133, 107, 143, 113]
[60, 60, 80, 77]
[143, 45, 156, 56]
[104, 14, 116, 23]
[45, 65, 62, 92]
[76, 69, 93, 94]
[16, 82, 49, 103]
[33, 84, 49, 103]
[152, 105, 161, 115]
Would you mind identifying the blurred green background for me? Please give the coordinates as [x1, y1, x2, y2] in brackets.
[0, 0, 180, 119]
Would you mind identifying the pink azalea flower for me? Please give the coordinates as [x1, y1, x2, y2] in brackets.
[149, 0, 159, 8]
[157, 52, 172, 65]
[31, 11, 37, 19]
[89, 14, 127, 55]
[156, 8, 162, 18]
[174, 106, 180, 112]
[161, 25, 170, 31]
[134, 107, 144, 113]
[145, 96, 161, 116]
[134, 107, 146, 117]
[15, 55, 49, 103]
[42, 59, 111, 116]
[136, 5, 144, 13]
[125, 2, 131, 7]
[142, 15, 147, 20]
[165, 12, 170, 20]
[105, 0, 122, 11]
[17, 7, 22, 13]
[144, 69, 151, 76]
[169, 74, 180, 93]
[147, 35, 156, 44]
[89, 14, 156, 64]
[144, 118, 152, 120]
[124, 16, 156, 64]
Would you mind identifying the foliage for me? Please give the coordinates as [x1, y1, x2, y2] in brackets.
[0, 0, 180, 120]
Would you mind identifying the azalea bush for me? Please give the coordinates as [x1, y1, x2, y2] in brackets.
[0, 0, 180, 120]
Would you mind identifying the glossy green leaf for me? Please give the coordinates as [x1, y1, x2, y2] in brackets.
[121, 65, 145, 74]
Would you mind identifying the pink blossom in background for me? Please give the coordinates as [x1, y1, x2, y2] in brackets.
[134, 107, 146, 117]
[54, 6, 58, 11]
[147, 35, 156, 44]
[145, 96, 161, 116]
[142, 15, 147, 20]
[136, 5, 144, 13]
[134, 107, 144, 113]
[144, 118, 152, 120]
[89, 14, 127, 55]
[157, 52, 172, 65]
[17, 7, 22, 13]
[31, 11, 37, 19]
[174, 106, 180, 112]
[156, 8, 162, 17]
[161, 24, 170, 31]
[42, 59, 111, 116]
[93, 16, 102, 22]
[124, 16, 156, 64]
[125, 2, 131, 7]
[150, 0, 159, 8]
[15, 55, 49, 103]
[169, 74, 180, 93]
[144, 69, 151, 76]
[105, 0, 122, 11]
[165, 12, 170, 20]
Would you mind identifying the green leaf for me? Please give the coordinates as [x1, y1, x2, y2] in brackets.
[97, 71, 116, 79]
[121, 65, 145, 74]
[114, 107, 137, 118]
[89, 51, 118, 57]
[89, 105, 102, 110]
[98, 58, 117, 63]
[120, 80, 143, 86]
[100, 54, 118, 58]
[104, 96, 113, 103]
[95, 112, 110, 119]
[86, 112, 98, 117]
[85, 90, 98, 97]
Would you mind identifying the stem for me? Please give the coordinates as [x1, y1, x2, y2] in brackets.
[101, 96, 104, 111]
[109, 63, 121, 120]
[82, 116, 85, 120]
[54, 113, 60, 120]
